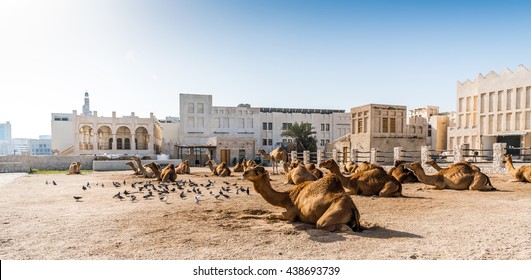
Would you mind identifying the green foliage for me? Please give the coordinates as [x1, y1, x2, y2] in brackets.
[280, 122, 317, 152]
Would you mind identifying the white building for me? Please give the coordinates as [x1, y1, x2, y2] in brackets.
[29, 135, 52, 156]
[0, 121, 12, 155]
[448, 65, 531, 155]
[178, 93, 350, 162]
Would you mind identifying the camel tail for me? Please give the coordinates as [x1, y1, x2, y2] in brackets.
[348, 207, 363, 232]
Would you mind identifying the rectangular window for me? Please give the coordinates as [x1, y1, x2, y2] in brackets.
[516, 88, 522, 109]
[389, 118, 396, 133]
[262, 139, 267, 145]
[459, 98, 464, 112]
[214, 117, 221, 128]
[506, 113, 512, 131]
[187, 117, 194, 128]
[527, 87, 531, 108]
[268, 139, 272, 146]
[320, 139, 325, 146]
[197, 117, 204, 128]
[507, 89, 512, 110]
[488, 115, 494, 134]
[268, 122, 273, 130]
[480, 93, 486, 113]
[526, 112, 531, 130]
[516, 112, 522, 130]
[480, 116, 486, 134]
[223, 118, 229, 128]
[238, 118, 244, 129]
[187, 103, 194, 114]
[497, 114, 503, 131]
[326, 124, 330, 131]
[321, 124, 325, 131]
[262, 122, 268, 130]
[489, 92, 494, 112]
[247, 118, 253, 129]
[466, 96, 471, 112]
[382, 118, 389, 133]
[357, 119, 363, 133]
[197, 103, 204, 114]
[497, 91, 503, 112]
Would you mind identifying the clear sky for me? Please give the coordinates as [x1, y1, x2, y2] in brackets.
[2, 0, 531, 138]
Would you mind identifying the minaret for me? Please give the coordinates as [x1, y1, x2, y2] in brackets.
[82, 91, 92, 116]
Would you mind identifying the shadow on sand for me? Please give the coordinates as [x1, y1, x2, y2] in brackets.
[353, 225, 423, 239]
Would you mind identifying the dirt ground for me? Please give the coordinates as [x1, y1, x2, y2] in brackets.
[1, 167, 530, 260]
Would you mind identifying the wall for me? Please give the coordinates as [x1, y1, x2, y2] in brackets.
[0, 155, 95, 173]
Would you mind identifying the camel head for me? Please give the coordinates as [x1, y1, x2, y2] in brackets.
[394, 160, 406, 167]
[504, 154, 512, 162]
[405, 162, 423, 172]
[306, 163, 316, 171]
[425, 159, 436, 166]
[319, 159, 335, 170]
[146, 162, 159, 171]
[219, 162, 228, 168]
[183, 160, 190, 165]
[242, 166, 268, 182]
[204, 160, 214, 167]
[290, 159, 302, 169]
[257, 149, 267, 156]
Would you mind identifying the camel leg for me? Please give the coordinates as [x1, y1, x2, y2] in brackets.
[469, 174, 495, 191]
[315, 200, 353, 232]
[379, 182, 402, 197]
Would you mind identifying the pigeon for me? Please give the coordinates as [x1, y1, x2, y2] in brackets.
[73, 196, 82, 202]
[246, 187, 250, 195]
[124, 190, 130, 196]
[112, 192, 121, 199]
[180, 191, 186, 199]
[130, 195, 137, 202]
[143, 193, 153, 199]
[45, 180, 48, 185]
[52, 181, 57, 186]
[194, 196, 200, 204]
[82, 186, 87, 191]
[221, 193, 230, 199]
[214, 194, 220, 199]
[160, 196, 168, 203]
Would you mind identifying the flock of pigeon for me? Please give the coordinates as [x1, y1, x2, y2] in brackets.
[47, 178, 251, 205]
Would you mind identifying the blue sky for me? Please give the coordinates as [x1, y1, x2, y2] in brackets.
[1, 0, 531, 138]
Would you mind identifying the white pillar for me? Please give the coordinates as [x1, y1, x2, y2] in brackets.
[370, 148, 377, 164]
[303, 150, 310, 164]
[317, 149, 323, 165]
[332, 149, 338, 163]
[394, 147, 402, 164]
[454, 144, 463, 163]
[492, 142, 506, 173]
[290, 151, 297, 163]
[350, 148, 357, 163]
[421, 146, 434, 172]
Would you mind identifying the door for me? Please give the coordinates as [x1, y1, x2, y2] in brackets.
[220, 149, 231, 165]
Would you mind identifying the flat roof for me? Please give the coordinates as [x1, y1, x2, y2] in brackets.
[259, 108, 345, 114]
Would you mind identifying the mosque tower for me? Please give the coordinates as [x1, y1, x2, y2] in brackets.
[82, 91, 92, 116]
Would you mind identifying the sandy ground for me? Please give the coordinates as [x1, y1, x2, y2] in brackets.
[1, 167, 530, 260]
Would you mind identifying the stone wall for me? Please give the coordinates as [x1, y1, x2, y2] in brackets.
[0, 155, 95, 173]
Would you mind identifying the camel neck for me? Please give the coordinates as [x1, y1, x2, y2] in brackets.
[506, 159, 516, 171]
[327, 162, 349, 187]
[252, 175, 293, 209]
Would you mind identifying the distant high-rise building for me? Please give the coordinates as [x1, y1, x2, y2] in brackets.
[0, 121, 12, 143]
[82, 91, 92, 116]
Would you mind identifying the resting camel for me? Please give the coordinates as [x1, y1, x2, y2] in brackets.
[125, 161, 140, 175]
[406, 162, 495, 191]
[504, 154, 531, 182]
[319, 159, 402, 197]
[160, 164, 177, 182]
[244, 159, 258, 170]
[205, 160, 231, 177]
[243, 166, 362, 232]
[388, 160, 419, 183]
[131, 156, 157, 178]
[232, 159, 244, 173]
[258, 147, 289, 174]
[354, 161, 384, 173]
[285, 160, 317, 184]
[68, 162, 81, 174]
[343, 161, 358, 173]
[306, 163, 324, 179]
[425, 160, 481, 173]
[175, 160, 190, 174]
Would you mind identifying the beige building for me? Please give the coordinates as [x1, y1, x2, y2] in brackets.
[448, 65, 531, 155]
[409, 106, 449, 152]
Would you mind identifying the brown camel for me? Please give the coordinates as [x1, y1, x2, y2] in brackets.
[504, 154, 531, 182]
[131, 156, 156, 178]
[406, 162, 495, 191]
[160, 164, 177, 182]
[232, 159, 244, 173]
[205, 160, 231, 177]
[343, 161, 358, 173]
[175, 160, 190, 174]
[145, 162, 162, 180]
[68, 162, 81, 175]
[306, 163, 324, 179]
[285, 160, 317, 184]
[355, 161, 384, 173]
[125, 161, 140, 175]
[258, 147, 289, 174]
[242, 166, 362, 232]
[388, 160, 419, 183]
[319, 159, 402, 197]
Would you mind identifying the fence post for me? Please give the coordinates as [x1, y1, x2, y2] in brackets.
[370, 148, 377, 164]
[421, 146, 434, 172]
[492, 142, 506, 173]
[393, 147, 402, 164]
[332, 149, 338, 163]
[303, 150, 310, 164]
[350, 148, 357, 163]
[453, 144, 463, 163]
[317, 149, 323, 166]
[290, 151, 297, 163]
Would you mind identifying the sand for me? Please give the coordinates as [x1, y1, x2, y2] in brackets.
[1, 168, 530, 260]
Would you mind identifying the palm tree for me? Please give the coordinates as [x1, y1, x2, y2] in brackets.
[281, 122, 317, 152]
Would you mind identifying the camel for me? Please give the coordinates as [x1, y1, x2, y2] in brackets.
[68, 162, 81, 174]
[425, 160, 481, 173]
[145, 162, 161, 180]
[131, 156, 157, 178]
[175, 160, 190, 174]
[355, 161, 384, 173]
[388, 160, 419, 183]
[285, 161, 317, 185]
[306, 163, 323, 179]
[258, 147, 289, 174]
[242, 166, 362, 232]
[205, 160, 231, 177]
[504, 154, 531, 182]
[406, 162, 495, 191]
[319, 159, 402, 197]
[232, 159, 244, 173]
[160, 164, 177, 182]
[243, 159, 258, 170]
[125, 161, 140, 175]
[343, 161, 358, 173]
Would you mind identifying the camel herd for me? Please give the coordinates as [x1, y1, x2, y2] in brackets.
[65, 148, 531, 232]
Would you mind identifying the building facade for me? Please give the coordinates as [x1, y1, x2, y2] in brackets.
[0, 121, 12, 155]
[448, 65, 531, 155]
[178, 93, 350, 162]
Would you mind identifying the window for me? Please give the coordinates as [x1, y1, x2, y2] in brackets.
[187, 117, 194, 128]
[268, 122, 273, 130]
[516, 88, 522, 109]
[459, 98, 464, 112]
[321, 124, 325, 131]
[320, 139, 325, 146]
[238, 118, 244, 129]
[263, 122, 268, 130]
[282, 123, 292, 130]
[214, 118, 221, 128]
[197, 103, 204, 114]
[223, 118, 229, 128]
[267, 139, 272, 146]
[489, 92, 494, 112]
[357, 119, 363, 133]
[326, 124, 330, 131]
[247, 118, 253, 128]
[262, 139, 267, 145]
[507, 89, 512, 110]
[197, 117, 204, 128]
[390, 118, 396, 133]
[428, 125, 432, 137]
[497, 91, 503, 111]
[382, 118, 388, 133]
[187, 103, 194, 114]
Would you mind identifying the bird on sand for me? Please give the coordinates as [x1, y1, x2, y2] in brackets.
[82, 186, 87, 191]
[73, 196, 82, 202]
[52, 181, 57, 185]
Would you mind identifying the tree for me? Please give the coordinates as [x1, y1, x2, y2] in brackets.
[281, 122, 317, 152]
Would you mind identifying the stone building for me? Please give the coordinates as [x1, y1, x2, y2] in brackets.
[448, 65, 531, 156]
[409, 106, 449, 152]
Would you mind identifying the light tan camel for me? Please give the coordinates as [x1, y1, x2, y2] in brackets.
[306, 163, 323, 179]
[319, 159, 402, 197]
[285, 160, 317, 184]
[243, 159, 258, 171]
[406, 162, 495, 191]
[131, 156, 157, 178]
[343, 161, 358, 173]
[504, 154, 531, 182]
[205, 160, 231, 177]
[388, 160, 419, 183]
[68, 162, 81, 175]
[145, 162, 162, 180]
[425, 160, 481, 173]
[258, 147, 289, 174]
[242, 166, 362, 232]
[232, 159, 244, 173]
[125, 161, 140, 175]
[175, 160, 190, 174]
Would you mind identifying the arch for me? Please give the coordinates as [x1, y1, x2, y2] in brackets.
[97, 126, 112, 150]
[116, 126, 131, 150]
[135, 127, 149, 150]
[79, 125, 93, 150]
